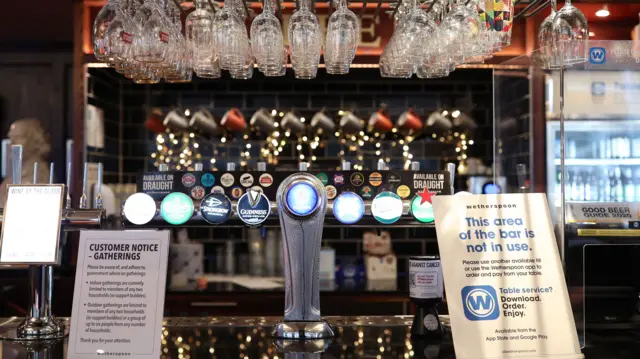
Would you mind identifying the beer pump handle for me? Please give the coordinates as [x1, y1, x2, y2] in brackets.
[517, 163, 528, 193]
[446, 162, 456, 194]
[33, 162, 38, 184]
[95, 163, 103, 209]
[11, 145, 22, 185]
[79, 162, 88, 209]
[65, 162, 72, 209]
[49, 162, 54, 184]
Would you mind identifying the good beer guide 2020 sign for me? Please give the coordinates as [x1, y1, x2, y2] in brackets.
[432, 193, 583, 359]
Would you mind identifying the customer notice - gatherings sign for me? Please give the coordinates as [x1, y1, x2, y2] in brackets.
[432, 193, 583, 359]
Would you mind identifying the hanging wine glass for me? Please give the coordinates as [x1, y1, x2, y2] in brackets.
[133, 0, 171, 64]
[288, 0, 322, 79]
[250, 0, 286, 76]
[106, 1, 136, 67]
[553, 0, 588, 65]
[324, 0, 359, 74]
[186, 0, 220, 78]
[93, 0, 118, 63]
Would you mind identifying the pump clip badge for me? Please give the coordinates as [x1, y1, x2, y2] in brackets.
[236, 189, 271, 226]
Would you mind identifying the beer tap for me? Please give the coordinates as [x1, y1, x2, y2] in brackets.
[95, 163, 103, 209]
[517, 163, 528, 193]
[49, 162, 55, 184]
[273, 172, 334, 340]
[79, 163, 88, 209]
[446, 162, 456, 194]
[65, 163, 72, 210]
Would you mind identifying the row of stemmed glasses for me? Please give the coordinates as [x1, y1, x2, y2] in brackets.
[93, 0, 192, 83]
[381, 0, 515, 79]
[95, 0, 364, 81]
[538, 0, 588, 69]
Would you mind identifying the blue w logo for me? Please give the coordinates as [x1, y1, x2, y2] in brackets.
[589, 47, 606, 64]
[462, 285, 500, 321]
[468, 294, 493, 311]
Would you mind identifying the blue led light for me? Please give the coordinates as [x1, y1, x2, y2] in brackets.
[286, 182, 319, 216]
[333, 192, 365, 224]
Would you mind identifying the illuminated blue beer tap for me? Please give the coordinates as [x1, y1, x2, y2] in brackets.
[273, 172, 334, 339]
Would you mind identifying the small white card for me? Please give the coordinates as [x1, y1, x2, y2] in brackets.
[68, 230, 170, 359]
[0, 184, 64, 264]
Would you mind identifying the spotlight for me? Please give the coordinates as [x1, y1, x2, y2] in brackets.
[595, 5, 609, 17]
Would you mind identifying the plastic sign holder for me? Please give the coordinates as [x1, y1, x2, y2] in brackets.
[0, 184, 64, 264]
[432, 193, 583, 359]
[0, 145, 106, 342]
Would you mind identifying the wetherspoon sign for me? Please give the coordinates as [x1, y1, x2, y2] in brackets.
[432, 193, 583, 359]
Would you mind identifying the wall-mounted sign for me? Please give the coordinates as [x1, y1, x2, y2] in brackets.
[371, 191, 403, 224]
[333, 192, 365, 224]
[160, 192, 193, 225]
[0, 184, 64, 264]
[123, 192, 157, 225]
[286, 182, 319, 217]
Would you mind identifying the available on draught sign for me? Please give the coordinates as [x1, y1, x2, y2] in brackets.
[432, 193, 583, 359]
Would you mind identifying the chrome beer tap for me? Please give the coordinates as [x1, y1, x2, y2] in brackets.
[446, 162, 456, 194]
[95, 163, 103, 209]
[79, 163, 88, 209]
[272, 172, 334, 340]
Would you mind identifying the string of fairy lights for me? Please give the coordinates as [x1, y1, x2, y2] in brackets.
[151, 108, 474, 171]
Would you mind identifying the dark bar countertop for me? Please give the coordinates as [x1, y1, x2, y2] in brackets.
[1, 316, 640, 358]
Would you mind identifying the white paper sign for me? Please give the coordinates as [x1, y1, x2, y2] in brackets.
[432, 194, 583, 359]
[68, 230, 170, 359]
[0, 184, 64, 264]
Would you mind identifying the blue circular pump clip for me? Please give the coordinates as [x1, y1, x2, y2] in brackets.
[286, 182, 319, 217]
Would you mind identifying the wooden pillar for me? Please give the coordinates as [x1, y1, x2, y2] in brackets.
[71, 0, 86, 264]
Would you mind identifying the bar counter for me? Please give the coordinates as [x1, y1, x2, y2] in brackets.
[1, 316, 639, 358]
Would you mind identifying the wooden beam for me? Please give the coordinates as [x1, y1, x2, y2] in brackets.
[72, 0, 86, 265]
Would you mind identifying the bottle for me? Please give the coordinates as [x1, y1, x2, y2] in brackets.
[632, 137, 640, 158]
[612, 168, 624, 202]
[624, 168, 635, 202]
[599, 168, 611, 202]
[555, 169, 562, 204]
[585, 170, 597, 201]
[575, 170, 585, 201]
[635, 168, 640, 202]
[409, 256, 444, 339]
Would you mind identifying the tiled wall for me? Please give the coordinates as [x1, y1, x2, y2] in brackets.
[86, 67, 496, 267]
